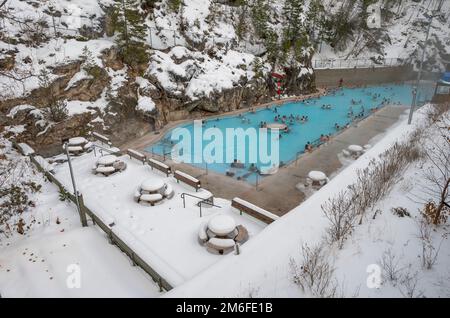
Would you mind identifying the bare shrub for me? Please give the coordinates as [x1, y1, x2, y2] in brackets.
[380, 248, 403, 283]
[391, 207, 411, 218]
[419, 111, 450, 225]
[20, 16, 49, 47]
[290, 244, 338, 297]
[323, 127, 425, 247]
[425, 103, 450, 125]
[43, 99, 69, 122]
[417, 218, 442, 270]
[398, 267, 424, 298]
[322, 190, 356, 248]
[347, 128, 424, 222]
[421, 201, 448, 225]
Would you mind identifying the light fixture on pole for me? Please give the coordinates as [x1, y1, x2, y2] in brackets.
[62, 138, 87, 227]
[407, 11, 437, 125]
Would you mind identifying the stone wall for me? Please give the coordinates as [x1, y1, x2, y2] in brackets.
[314, 64, 415, 87]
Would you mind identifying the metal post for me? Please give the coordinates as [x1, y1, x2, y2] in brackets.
[235, 243, 240, 255]
[149, 27, 153, 48]
[52, 16, 57, 36]
[408, 13, 434, 125]
[121, 0, 129, 49]
[77, 193, 88, 227]
[64, 143, 87, 227]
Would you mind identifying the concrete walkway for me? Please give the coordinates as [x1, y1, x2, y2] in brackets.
[134, 106, 408, 216]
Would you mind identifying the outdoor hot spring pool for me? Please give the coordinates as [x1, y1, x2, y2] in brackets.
[147, 84, 433, 183]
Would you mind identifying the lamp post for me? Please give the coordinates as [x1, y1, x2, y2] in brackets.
[63, 139, 87, 227]
[408, 12, 436, 125]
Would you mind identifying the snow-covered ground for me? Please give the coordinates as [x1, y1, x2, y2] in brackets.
[0, 164, 161, 297]
[166, 106, 450, 297]
[52, 150, 265, 287]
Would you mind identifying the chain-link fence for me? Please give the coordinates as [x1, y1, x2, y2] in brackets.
[0, 11, 98, 40]
[312, 57, 407, 69]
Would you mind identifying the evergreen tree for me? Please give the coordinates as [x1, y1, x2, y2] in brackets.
[167, 0, 182, 13]
[251, 0, 270, 39]
[38, 69, 68, 122]
[235, 1, 249, 40]
[81, 46, 95, 69]
[306, 0, 324, 43]
[282, 0, 305, 52]
[252, 57, 264, 80]
[112, 0, 149, 71]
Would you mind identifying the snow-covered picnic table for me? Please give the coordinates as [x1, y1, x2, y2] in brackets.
[141, 179, 165, 193]
[97, 154, 117, 166]
[207, 215, 236, 236]
[348, 144, 364, 154]
[68, 137, 88, 146]
[308, 170, 327, 182]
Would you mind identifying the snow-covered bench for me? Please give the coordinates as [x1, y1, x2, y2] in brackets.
[91, 131, 111, 145]
[234, 224, 249, 244]
[206, 238, 235, 255]
[174, 170, 201, 192]
[63, 137, 92, 155]
[198, 222, 208, 244]
[163, 184, 175, 199]
[148, 158, 171, 177]
[231, 197, 279, 224]
[139, 193, 164, 206]
[95, 166, 116, 176]
[127, 148, 146, 164]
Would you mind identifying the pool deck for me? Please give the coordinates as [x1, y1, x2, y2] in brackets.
[121, 105, 408, 216]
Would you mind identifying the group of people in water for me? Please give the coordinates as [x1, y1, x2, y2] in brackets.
[274, 114, 309, 125]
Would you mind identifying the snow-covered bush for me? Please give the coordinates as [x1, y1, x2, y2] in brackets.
[290, 243, 338, 298]
[324, 124, 426, 248]
[321, 190, 356, 248]
[419, 110, 450, 225]
[0, 152, 42, 237]
[379, 248, 403, 283]
[397, 268, 424, 298]
[416, 218, 443, 270]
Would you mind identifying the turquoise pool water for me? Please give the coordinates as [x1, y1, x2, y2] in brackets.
[148, 84, 433, 183]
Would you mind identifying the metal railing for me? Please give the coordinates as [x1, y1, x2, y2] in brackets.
[312, 57, 406, 69]
[180, 193, 221, 217]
